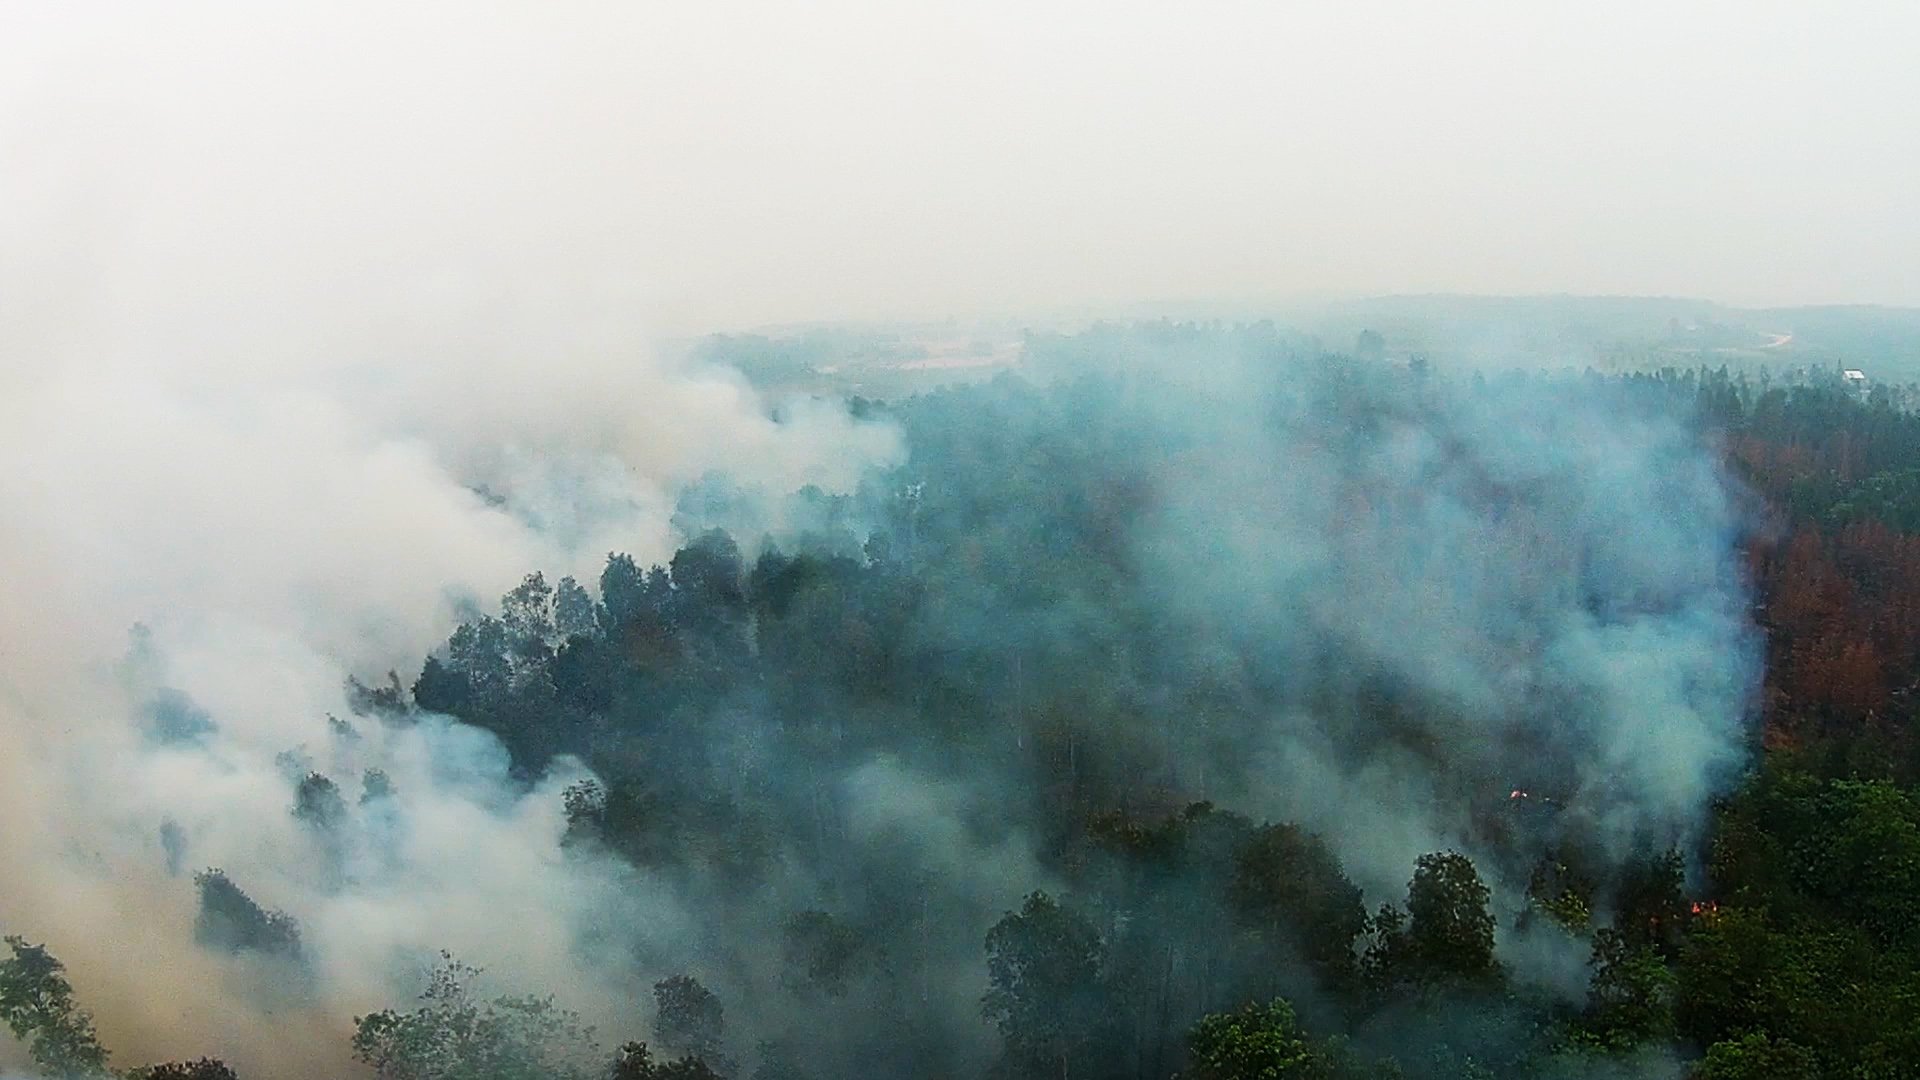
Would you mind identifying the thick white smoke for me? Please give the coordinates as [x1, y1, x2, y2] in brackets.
[1127, 355, 1758, 904]
[0, 4, 898, 1075]
[2, 6, 1773, 1075]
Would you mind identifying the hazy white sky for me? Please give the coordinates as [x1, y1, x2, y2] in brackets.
[5, 1, 1917, 332]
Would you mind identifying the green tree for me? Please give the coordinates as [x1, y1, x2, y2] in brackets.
[1362, 852, 1502, 993]
[652, 975, 730, 1075]
[982, 892, 1108, 1079]
[1689, 1033, 1819, 1080]
[411, 656, 471, 716]
[1674, 903, 1902, 1071]
[361, 768, 396, 805]
[1522, 855, 1593, 933]
[445, 617, 512, 704]
[609, 1041, 726, 1080]
[669, 531, 746, 611]
[292, 772, 347, 830]
[1613, 848, 1685, 956]
[1804, 780, 1920, 950]
[501, 572, 557, 651]
[351, 954, 599, 1080]
[128, 1059, 241, 1080]
[345, 671, 411, 718]
[555, 576, 599, 639]
[1581, 928, 1675, 1049]
[1402, 851, 1500, 985]
[598, 554, 650, 633]
[0, 935, 111, 1079]
[192, 870, 301, 958]
[1182, 999, 1372, 1080]
[1358, 901, 1412, 999]
[1230, 824, 1366, 984]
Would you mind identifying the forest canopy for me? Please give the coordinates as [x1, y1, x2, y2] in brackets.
[5, 325, 1920, 1079]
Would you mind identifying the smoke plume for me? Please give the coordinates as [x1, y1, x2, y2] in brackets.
[2, 7, 1761, 1080]
[0, 5, 897, 1074]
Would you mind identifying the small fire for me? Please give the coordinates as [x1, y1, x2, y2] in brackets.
[1510, 789, 1528, 800]
[1689, 901, 1719, 917]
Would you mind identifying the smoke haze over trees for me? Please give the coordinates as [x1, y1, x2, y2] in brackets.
[10, 313, 1920, 1078]
[6, 4, 1920, 1080]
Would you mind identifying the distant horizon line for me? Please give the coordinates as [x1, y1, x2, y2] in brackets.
[689, 290, 1919, 341]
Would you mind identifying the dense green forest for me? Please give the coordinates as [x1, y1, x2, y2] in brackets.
[7, 326, 1920, 1079]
